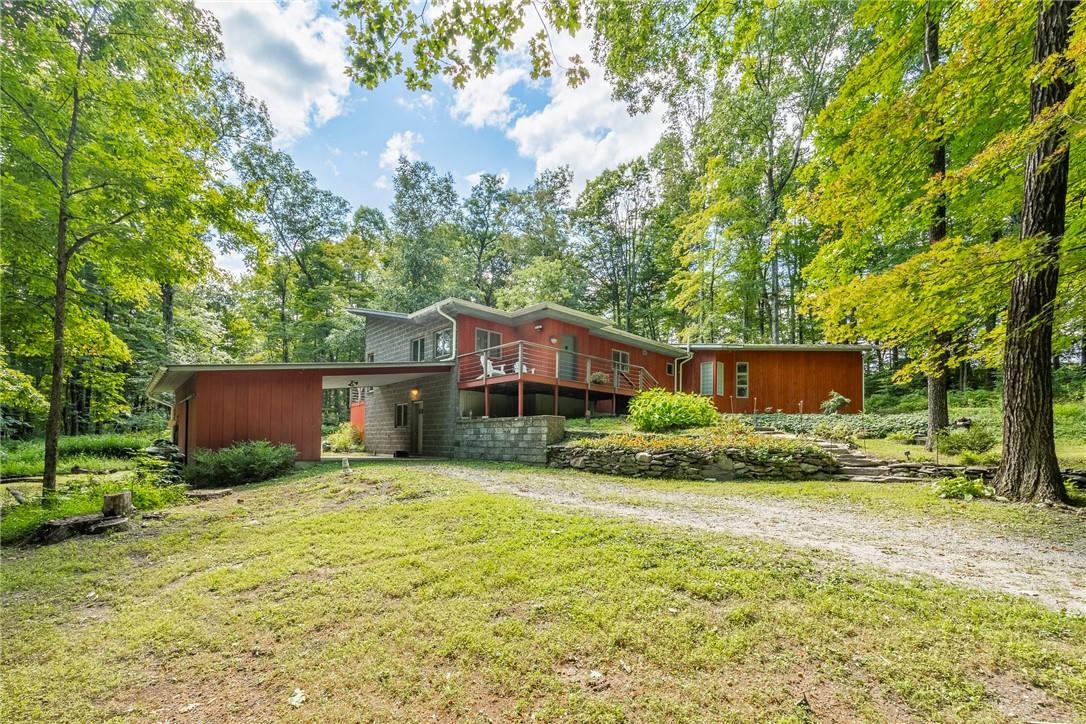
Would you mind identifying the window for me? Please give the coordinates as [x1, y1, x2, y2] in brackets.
[666, 362, 674, 376]
[611, 349, 630, 372]
[411, 337, 425, 361]
[716, 361, 725, 396]
[474, 328, 502, 354]
[366, 352, 375, 363]
[700, 362, 713, 396]
[394, 403, 409, 427]
[434, 328, 452, 359]
[735, 362, 749, 398]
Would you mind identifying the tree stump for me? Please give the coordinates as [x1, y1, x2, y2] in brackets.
[101, 490, 133, 517]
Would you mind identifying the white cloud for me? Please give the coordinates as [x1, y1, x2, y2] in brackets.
[450, 66, 528, 128]
[446, 31, 665, 192]
[396, 93, 437, 112]
[379, 130, 423, 169]
[374, 175, 391, 190]
[198, 0, 350, 143]
[508, 71, 665, 190]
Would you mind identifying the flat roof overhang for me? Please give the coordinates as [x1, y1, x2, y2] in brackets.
[147, 362, 454, 397]
[685, 343, 875, 352]
[349, 298, 688, 358]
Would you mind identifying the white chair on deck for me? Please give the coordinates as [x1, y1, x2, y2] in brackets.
[480, 354, 508, 377]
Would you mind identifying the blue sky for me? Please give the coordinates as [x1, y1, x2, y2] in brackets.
[198, 0, 666, 272]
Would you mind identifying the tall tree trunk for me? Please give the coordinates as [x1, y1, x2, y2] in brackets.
[924, 7, 950, 450]
[161, 282, 175, 361]
[41, 10, 92, 496]
[996, 0, 1075, 503]
[43, 230, 69, 495]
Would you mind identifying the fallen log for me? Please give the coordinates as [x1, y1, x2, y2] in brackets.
[29, 488, 135, 545]
[186, 488, 233, 501]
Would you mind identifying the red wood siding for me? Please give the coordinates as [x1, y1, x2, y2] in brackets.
[680, 350, 864, 414]
[171, 376, 196, 459]
[350, 400, 365, 436]
[188, 370, 324, 460]
[455, 313, 677, 388]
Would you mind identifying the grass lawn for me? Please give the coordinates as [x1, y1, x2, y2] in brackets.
[2, 462, 1083, 722]
[859, 436, 1086, 468]
[0, 473, 188, 544]
[1, 433, 155, 477]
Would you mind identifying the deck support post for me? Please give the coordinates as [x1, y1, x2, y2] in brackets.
[612, 392, 616, 415]
[484, 379, 490, 417]
[517, 380, 524, 417]
[584, 388, 589, 418]
[553, 384, 558, 415]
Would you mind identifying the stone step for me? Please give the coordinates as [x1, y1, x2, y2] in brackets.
[832, 475, 929, 484]
[838, 466, 891, 476]
[834, 457, 883, 467]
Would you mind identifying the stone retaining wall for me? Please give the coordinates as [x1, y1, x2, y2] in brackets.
[454, 416, 566, 464]
[547, 443, 838, 481]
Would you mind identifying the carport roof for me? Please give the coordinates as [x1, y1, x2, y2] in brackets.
[147, 362, 454, 397]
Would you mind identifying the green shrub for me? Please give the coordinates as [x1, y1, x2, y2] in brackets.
[326, 422, 363, 452]
[930, 476, 994, 501]
[1053, 402, 1086, 440]
[866, 392, 928, 413]
[948, 389, 1001, 408]
[812, 420, 857, 445]
[1052, 366, 1086, 403]
[958, 450, 1001, 466]
[886, 429, 917, 443]
[575, 425, 829, 463]
[627, 389, 718, 432]
[0, 477, 187, 544]
[742, 412, 927, 439]
[184, 441, 296, 489]
[820, 390, 851, 415]
[935, 425, 997, 455]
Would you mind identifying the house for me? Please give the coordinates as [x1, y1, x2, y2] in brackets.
[146, 298, 867, 461]
[680, 344, 865, 414]
[349, 299, 687, 456]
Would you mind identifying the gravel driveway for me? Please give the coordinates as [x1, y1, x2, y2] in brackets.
[426, 465, 1086, 614]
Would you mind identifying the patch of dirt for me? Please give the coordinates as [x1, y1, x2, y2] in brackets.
[982, 669, 1077, 722]
[425, 465, 1086, 614]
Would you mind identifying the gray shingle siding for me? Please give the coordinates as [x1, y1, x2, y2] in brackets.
[364, 317, 454, 363]
[364, 372, 458, 456]
[361, 317, 459, 457]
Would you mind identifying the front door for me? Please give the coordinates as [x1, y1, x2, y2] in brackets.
[558, 334, 577, 381]
[409, 401, 424, 455]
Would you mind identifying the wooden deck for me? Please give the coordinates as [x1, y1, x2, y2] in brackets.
[458, 371, 642, 399]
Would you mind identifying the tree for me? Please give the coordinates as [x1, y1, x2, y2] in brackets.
[462, 174, 513, 306]
[997, 0, 1078, 503]
[236, 147, 352, 362]
[1, 0, 262, 493]
[375, 158, 461, 311]
[575, 159, 660, 333]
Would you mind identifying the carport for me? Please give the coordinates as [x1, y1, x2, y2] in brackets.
[146, 362, 453, 461]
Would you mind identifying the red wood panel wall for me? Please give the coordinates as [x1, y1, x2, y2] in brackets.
[679, 350, 864, 414]
[455, 313, 677, 387]
[350, 400, 365, 436]
[172, 376, 196, 459]
[190, 370, 324, 460]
